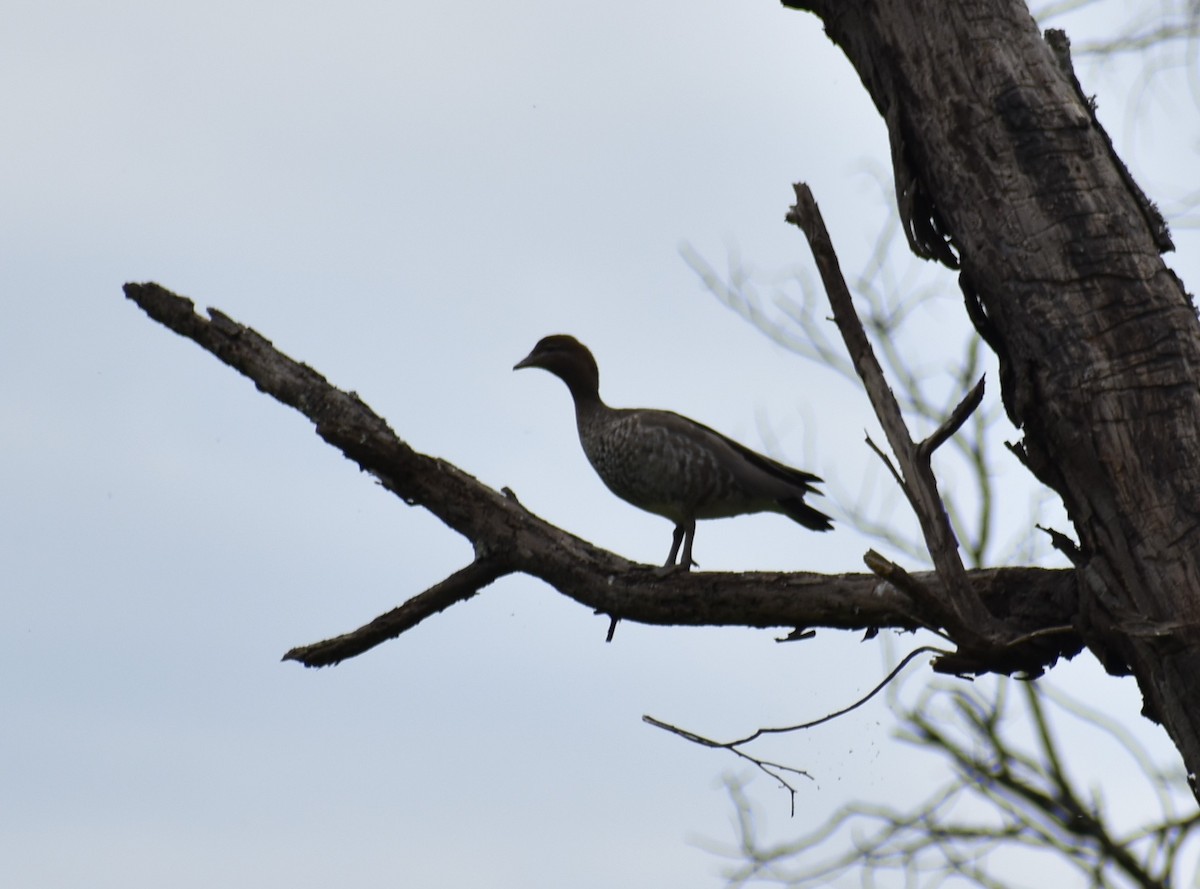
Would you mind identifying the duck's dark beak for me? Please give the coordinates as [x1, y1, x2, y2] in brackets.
[513, 351, 538, 371]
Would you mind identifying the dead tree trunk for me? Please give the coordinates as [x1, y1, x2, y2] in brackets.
[787, 0, 1200, 799]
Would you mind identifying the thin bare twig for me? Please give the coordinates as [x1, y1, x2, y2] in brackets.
[921, 375, 986, 457]
[642, 646, 946, 811]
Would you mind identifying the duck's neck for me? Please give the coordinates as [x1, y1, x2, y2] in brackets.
[568, 382, 605, 418]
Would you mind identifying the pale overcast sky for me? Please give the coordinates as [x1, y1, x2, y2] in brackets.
[4, 1, 1198, 887]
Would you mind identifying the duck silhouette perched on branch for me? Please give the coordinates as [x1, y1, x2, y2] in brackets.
[515, 335, 833, 571]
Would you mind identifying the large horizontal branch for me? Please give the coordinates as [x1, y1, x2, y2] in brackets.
[124, 282, 1082, 673]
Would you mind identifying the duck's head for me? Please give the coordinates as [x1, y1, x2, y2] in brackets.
[514, 334, 601, 399]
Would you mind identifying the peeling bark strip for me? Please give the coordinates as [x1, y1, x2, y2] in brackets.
[784, 0, 1200, 799]
[124, 282, 1080, 673]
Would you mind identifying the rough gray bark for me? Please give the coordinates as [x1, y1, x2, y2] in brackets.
[786, 0, 1200, 799]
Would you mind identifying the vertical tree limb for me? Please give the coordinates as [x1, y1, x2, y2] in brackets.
[787, 184, 1001, 654]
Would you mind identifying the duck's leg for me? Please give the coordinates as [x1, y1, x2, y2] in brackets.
[659, 519, 697, 573]
[663, 524, 687, 568]
[678, 519, 697, 570]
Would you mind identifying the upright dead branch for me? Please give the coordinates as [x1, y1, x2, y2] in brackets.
[786, 185, 1006, 661]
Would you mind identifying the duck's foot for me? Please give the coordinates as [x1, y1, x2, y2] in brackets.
[652, 560, 695, 577]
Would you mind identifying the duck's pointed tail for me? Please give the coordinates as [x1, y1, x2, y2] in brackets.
[778, 497, 834, 532]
